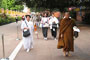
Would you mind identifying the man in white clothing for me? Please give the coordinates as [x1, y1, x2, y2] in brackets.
[49, 11, 60, 40]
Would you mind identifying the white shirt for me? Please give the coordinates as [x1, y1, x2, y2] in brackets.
[49, 16, 59, 29]
[21, 20, 34, 49]
[49, 16, 59, 24]
[41, 17, 49, 27]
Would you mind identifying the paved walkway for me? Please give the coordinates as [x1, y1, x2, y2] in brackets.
[0, 22, 22, 58]
[15, 24, 90, 60]
[0, 21, 90, 60]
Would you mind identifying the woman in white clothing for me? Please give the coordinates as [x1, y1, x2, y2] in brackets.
[41, 12, 49, 40]
[21, 15, 34, 52]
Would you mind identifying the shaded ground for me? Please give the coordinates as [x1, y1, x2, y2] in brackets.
[0, 21, 90, 60]
[0, 22, 22, 58]
[15, 22, 90, 60]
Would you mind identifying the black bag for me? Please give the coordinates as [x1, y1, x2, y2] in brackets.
[52, 23, 57, 28]
[23, 21, 30, 37]
[74, 31, 78, 38]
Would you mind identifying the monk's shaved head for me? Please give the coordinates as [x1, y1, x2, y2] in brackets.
[64, 12, 70, 18]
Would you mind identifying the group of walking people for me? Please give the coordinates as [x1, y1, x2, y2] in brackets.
[21, 10, 80, 57]
[40, 11, 60, 40]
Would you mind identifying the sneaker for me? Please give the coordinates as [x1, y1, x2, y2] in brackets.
[44, 38, 47, 40]
[26, 49, 30, 52]
[54, 38, 57, 40]
[68, 52, 71, 57]
[31, 46, 33, 49]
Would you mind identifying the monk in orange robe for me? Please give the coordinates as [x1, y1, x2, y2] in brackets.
[57, 12, 76, 56]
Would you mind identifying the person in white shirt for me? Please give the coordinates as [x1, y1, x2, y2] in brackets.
[21, 15, 34, 52]
[49, 11, 60, 40]
[41, 12, 49, 40]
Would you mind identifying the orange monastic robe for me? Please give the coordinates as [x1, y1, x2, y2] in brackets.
[57, 18, 76, 52]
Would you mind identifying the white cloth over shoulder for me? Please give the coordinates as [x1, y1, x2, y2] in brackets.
[21, 20, 34, 50]
[49, 16, 59, 29]
[73, 26, 80, 32]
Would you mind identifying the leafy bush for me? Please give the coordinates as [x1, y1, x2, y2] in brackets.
[0, 14, 21, 26]
[82, 13, 90, 24]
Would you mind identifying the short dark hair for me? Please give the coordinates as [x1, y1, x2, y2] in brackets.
[42, 12, 48, 17]
[52, 10, 60, 15]
[25, 15, 31, 18]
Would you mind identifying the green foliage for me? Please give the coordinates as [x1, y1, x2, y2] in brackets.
[30, 7, 47, 12]
[82, 13, 90, 24]
[0, 14, 21, 26]
[17, 16, 22, 20]
[10, 5, 24, 11]
[1, 0, 7, 9]
[0, 0, 2, 8]
[7, 0, 15, 9]
[19, 0, 90, 12]
[0, 0, 24, 11]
